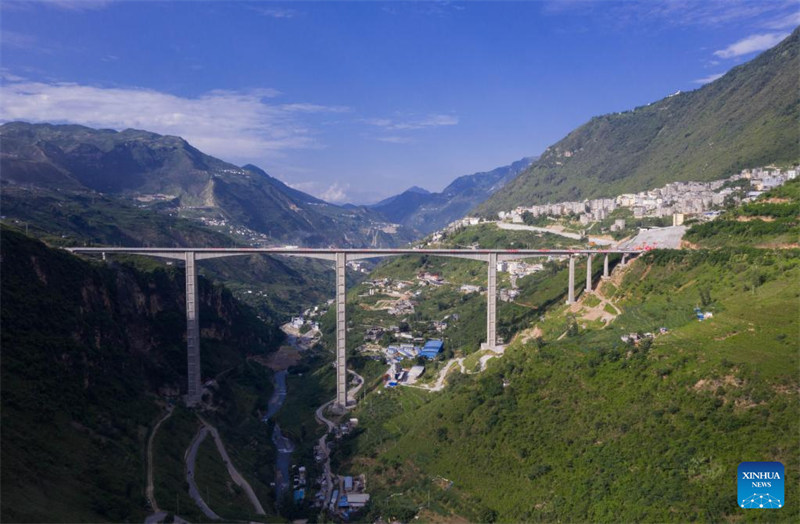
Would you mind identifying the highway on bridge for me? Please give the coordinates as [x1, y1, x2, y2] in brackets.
[68, 246, 643, 409]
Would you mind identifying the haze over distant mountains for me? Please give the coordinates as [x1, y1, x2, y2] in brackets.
[0, 122, 415, 248]
[2, 29, 797, 246]
[369, 157, 536, 235]
[478, 27, 800, 216]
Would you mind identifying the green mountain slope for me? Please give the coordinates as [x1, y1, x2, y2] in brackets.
[0, 229, 281, 522]
[324, 184, 800, 521]
[478, 28, 800, 216]
[337, 249, 799, 522]
[684, 178, 800, 248]
[0, 185, 337, 318]
[0, 122, 414, 247]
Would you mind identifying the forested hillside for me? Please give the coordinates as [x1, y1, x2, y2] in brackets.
[0, 229, 281, 522]
[0, 185, 337, 318]
[332, 211, 799, 522]
[479, 28, 800, 216]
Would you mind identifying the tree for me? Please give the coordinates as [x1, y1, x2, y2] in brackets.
[699, 287, 712, 306]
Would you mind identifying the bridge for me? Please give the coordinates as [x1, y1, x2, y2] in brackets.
[68, 247, 641, 411]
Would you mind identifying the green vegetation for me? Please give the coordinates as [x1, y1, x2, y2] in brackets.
[0, 228, 281, 521]
[0, 185, 236, 248]
[319, 195, 800, 522]
[153, 407, 209, 522]
[277, 357, 336, 446]
[0, 121, 416, 248]
[0, 186, 338, 318]
[202, 361, 278, 515]
[685, 178, 800, 248]
[194, 436, 256, 518]
[336, 248, 799, 522]
[479, 28, 800, 215]
[439, 222, 584, 249]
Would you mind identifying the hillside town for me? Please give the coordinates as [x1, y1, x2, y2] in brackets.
[493, 166, 797, 226]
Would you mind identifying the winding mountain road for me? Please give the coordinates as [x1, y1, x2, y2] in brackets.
[313, 368, 364, 507]
[184, 417, 266, 520]
[198, 416, 266, 516]
[145, 405, 173, 522]
[346, 368, 365, 404]
[185, 427, 221, 520]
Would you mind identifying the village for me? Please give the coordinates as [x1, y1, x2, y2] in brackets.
[266, 164, 795, 520]
[439, 165, 798, 236]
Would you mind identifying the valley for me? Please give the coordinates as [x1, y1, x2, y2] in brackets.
[1, 18, 798, 524]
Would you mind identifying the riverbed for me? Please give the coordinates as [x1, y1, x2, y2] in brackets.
[263, 368, 294, 500]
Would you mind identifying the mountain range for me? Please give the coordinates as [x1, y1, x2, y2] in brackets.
[478, 27, 800, 216]
[0, 122, 414, 248]
[370, 156, 535, 234]
[1, 25, 799, 524]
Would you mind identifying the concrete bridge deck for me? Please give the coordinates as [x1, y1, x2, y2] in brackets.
[68, 246, 642, 410]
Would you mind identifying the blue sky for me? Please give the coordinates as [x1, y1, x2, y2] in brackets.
[1, 1, 798, 203]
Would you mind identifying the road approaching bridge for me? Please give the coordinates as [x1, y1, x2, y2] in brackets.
[67, 247, 642, 410]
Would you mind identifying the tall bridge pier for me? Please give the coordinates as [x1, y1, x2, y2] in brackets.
[567, 255, 576, 304]
[185, 251, 202, 406]
[335, 253, 348, 412]
[68, 247, 639, 409]
[487, 252, 498, 350]
[585, 254, 593, 293]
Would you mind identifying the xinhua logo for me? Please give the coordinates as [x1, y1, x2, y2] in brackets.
[738, 462, 784, 509]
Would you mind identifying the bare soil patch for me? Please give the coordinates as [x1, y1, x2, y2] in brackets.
[250, 345, 301, 371]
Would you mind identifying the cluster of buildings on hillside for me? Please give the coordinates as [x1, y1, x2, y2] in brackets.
[418, 271, 446, 286]
[496, 166, 798, 225]
[346, 260, 371, 273]
[195, 215, 274, 245]
[309, 424, 371, 520]
[388, 299, 415, 316]
[386, 361, 426, 387]
[362, 313, 458, 346]
[290, 315, 320, 332]
[326, 474, 370, 519]
[383, 339, 444, 364]
[497, 259, 544, 278]
[382, 341, 443, 387]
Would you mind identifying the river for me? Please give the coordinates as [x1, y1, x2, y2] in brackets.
[263, 366, 294, 501]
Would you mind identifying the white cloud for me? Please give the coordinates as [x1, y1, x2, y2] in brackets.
[544, 0, 798, 31]
[252, 7, 299, 19]
[42, 0, 113, 10]
[1, 30, 41, 51]
[713, 31, 790, 58]
[0, 78, 349, 163]
[287, 181, 319, 193]
[693, 72, 724, 84]
[288, 180, 350, 203]
[364, 113, 459, 131]
[279, 103, 350, 114]
[763, 10, 800, 30]
[376, 136, 414, 144]
[319, 182, 349, 203]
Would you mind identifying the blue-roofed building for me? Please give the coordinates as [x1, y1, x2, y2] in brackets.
[419, 339, 444, 359]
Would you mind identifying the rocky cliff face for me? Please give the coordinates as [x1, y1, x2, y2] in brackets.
[0, 228, 280, 521]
